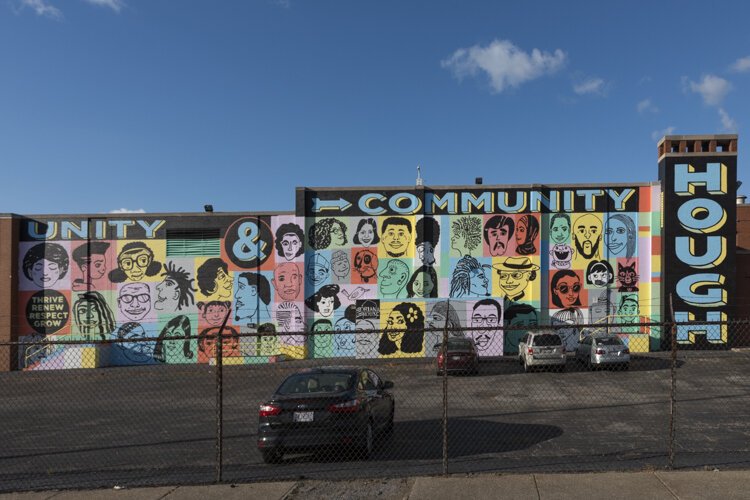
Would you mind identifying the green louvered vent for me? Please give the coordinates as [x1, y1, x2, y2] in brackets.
[166, 228, 221, 257]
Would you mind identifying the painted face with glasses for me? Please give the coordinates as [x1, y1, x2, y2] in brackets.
[470, 303, 500, 351]
[118, 283, 152, 321]
[553, 275, 581, 308]
[118, 248, 153, 281]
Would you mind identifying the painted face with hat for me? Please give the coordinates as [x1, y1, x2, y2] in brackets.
[492, 256, 539, 301]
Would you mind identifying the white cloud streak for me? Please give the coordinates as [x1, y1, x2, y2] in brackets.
[651, 126, 676, 142]
[637, 98, 658, 114]
[441, 39, 567, 94]
[21, 0, 62, 19]
[719, 108, 737, 132]
[730, 56, 750, 73]
[82, 0, 125, 12]
[109, 208, 146, 214]
[573, 77, 606, 96]
[684, 74, 732, 106]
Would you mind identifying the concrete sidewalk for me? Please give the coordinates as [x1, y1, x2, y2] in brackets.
[3, 470, 750, 499]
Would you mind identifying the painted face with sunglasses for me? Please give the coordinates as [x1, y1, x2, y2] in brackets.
[552, 273, 581, 308]
[118, 283, 152, 321]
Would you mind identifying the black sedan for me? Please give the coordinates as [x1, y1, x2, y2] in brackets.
[257, 366, 395, 463]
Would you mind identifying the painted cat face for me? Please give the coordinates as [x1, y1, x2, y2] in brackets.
[617, 262, 638, 286]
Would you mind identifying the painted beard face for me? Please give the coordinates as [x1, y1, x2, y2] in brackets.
[575, 236, 600, 260]
[382, 224, 411, 257]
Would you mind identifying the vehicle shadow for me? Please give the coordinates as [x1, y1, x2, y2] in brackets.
[471, 356, 682, 376]
[275, 418, 562, 464]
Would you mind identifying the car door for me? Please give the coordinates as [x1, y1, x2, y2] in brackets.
[366, 369, 389, 426]
[519, 334, 528, 362]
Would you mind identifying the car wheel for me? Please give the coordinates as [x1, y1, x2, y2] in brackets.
[622, 362, 630, 371]
[360, 420, 374, 459]
[261, 448, 282, 464]
[586, 357, 592, 371]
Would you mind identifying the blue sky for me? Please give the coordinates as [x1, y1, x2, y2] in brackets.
[1, 0, 748, 214]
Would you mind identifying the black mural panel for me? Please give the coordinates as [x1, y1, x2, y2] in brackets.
[659, 154, 737, 348]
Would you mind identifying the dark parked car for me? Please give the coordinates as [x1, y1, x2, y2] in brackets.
[257, 366, 395, 463]
[435, 337, 479, 375]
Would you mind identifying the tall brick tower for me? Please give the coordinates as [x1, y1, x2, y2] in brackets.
[658, 135, 738, 348]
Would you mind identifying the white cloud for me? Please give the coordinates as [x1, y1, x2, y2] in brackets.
[719, 108, 737, 132]
[272, 0, 291, 8]
[573, 77, 605, 96]
[20, 0, 62, 19]
[441, 39, 567, 94]
[730, 56, 750, 73]
[637, 98, 659, 114]
[651, 126, 676, 142]
[82, 0, 125, 13]
[109, 208, 146, 214]
[684, 74, 732, 106]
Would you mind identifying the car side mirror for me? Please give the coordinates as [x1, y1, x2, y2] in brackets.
[382, 380, 394, 390]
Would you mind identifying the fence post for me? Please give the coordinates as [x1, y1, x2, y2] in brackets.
[215, 309, 230, 483]
[441, 300, 449, 475]
[668, 294, 677, 469]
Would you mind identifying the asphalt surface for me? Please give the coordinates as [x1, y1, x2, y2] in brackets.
[1, 350, 749, 493]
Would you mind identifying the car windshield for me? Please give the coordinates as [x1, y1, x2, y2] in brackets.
[277, 373, 355, 395]
[533, 334, 562, 346]
[596, 337, 624, 346]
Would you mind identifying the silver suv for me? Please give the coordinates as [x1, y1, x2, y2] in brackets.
[518, 330, 566, 372]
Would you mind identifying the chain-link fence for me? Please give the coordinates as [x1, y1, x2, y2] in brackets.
[1, 320, 750, 492]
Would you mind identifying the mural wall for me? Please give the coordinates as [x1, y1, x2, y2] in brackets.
[15, 184, 662, 370]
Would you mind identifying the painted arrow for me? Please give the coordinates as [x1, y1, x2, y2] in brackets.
[311, 197, 352, 213]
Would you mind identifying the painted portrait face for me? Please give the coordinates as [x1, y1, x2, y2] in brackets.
[335, 317, 355, 332]
[497, 270, 532, 299]
[605, 218, 629, 256]
[331, 256, 350, 278]
[379, 261, 408, 296]
[163, 323, 186, 354]
[203, 303, 228, 326]
[385, 311, 406, 347]
[471, 304, 500, 351]
[486, 224, 511, 257]
[469, 268, 489, 296]
[318, 296, 335, 317]
[590, 298, 612, 323]
[574, 214, 602, 259]
[515, 218, 529, 247]
[155, 276, 180, 311]
[75, 301, 101, 333]
[382, 223, 411, 257]
[354, 250, 377, 282]
[118, 248, 153, 281]
[550, 217, 570, 244]
[119, 283, 152, 321]
[214, 267, 232, 298]
[280, 233, 302, 261]
[234, 277, 258, 319]
[553, 275, 581, 308]
[588, 266, 611, 287]
[417, 242, 436, 266]
[357, 222, 375, 246]
[450, 233, 465, 254]
[551, 244, 573, 265]
[411, 271, 435, 297]
[119, 324, 153, 363]
[307, 256, 329, 286]
[85, 255, 107, 280]
[273, 263, 301, 301]
[427, 308, 448, 330]
[31, 258, 61, 288]
[333, 322, 356, 352]
[279, 305, 304, 333]
[619, 299, 639, 320]
[330, 222, 346, 246]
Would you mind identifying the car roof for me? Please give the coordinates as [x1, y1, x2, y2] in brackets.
[294, 366, 364, 375]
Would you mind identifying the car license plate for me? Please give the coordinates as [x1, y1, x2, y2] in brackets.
[293, 411, 313, 422]
[452, 355, 462, 361]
